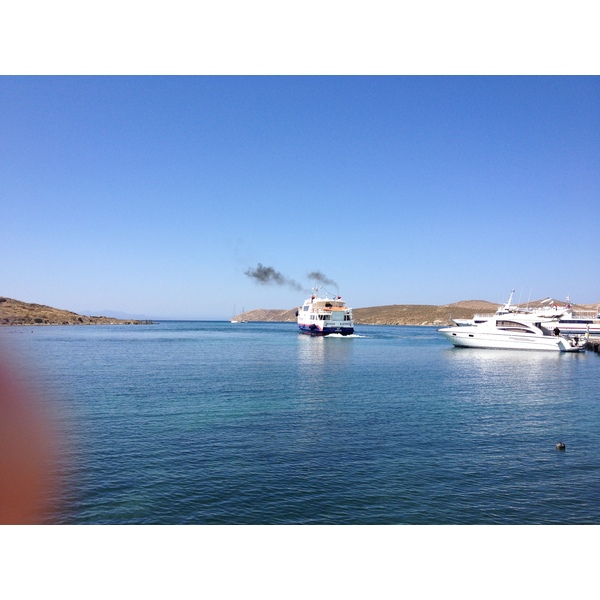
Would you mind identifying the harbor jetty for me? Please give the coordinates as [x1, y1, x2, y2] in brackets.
[585, 338, 600, 355]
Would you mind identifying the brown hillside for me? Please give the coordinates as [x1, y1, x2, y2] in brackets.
[236, 298, 599, 327]
[237, 300, 501, 326]
[236, 308, 297, 322]
[353, 303, 497, 326]
[447, 300, 499, 310]
[0, 297, 152, 326]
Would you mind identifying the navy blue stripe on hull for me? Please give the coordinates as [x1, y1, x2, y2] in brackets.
[298, 324, 354, 336]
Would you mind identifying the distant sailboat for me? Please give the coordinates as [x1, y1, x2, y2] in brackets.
[231, 306, 247, 323]
[230, 305, 239, 323]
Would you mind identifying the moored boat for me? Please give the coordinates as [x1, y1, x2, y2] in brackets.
[545, 298, 600, 336]
[451, 290, 540, 326]
[297, 288, 354, 336]
[452, 291, 600, 336]
[439, 316, 586, 352]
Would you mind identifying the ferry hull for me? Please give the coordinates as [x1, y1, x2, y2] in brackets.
[298, 324, 354, 336]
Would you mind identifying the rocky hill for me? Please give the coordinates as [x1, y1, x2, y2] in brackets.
[353, 302, 500, 326]
[235, 300, 500, 326]
[0, 297, 152, 326]
[234, 299, 599, 327]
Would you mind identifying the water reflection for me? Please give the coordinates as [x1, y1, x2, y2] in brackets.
[440, 346, 589, 407]
[295, 334, 358, 402]
[296, 333, 356, 365]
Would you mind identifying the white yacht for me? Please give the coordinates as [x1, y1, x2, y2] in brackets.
[544, 298, 600, 335]
[297, 288, 354, 336]
[452, 291, 600, 336]
[451, 290, 565, 327]
[439, 316, 586, 352]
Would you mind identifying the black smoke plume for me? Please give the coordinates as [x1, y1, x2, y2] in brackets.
[245, 263, 303, 291]
[307, 271, 338, 289]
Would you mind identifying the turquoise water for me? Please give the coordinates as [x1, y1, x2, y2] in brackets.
[4, 321, 600, 524]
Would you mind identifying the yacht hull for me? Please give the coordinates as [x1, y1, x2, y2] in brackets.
[439, 328, 584, 352]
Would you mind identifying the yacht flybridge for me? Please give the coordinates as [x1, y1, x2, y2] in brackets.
[297, 287, 354, 336]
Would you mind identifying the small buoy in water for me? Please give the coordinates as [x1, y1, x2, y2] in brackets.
[556, 442, 566, 451]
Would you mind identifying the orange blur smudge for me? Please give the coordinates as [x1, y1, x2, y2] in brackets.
[0, 354, 60, 524]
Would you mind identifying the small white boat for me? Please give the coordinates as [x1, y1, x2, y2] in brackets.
[231, 306, 247, 324]
[297, 287, 354, 336]
[439, 316, 586, 352]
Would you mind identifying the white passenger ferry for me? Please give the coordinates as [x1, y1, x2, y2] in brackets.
[297, 288, 354, 336]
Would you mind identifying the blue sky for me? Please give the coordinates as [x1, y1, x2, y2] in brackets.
[1, 76, 598, 319]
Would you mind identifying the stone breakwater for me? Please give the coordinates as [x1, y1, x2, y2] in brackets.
[585, 339, 600, 355]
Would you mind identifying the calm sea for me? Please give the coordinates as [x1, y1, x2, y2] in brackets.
[4, 321, 600, 524]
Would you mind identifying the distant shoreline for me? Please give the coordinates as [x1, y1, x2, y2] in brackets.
[0, 297, 153, 326]
[3, 296, 598, 328]
[231, 299, 599, 328]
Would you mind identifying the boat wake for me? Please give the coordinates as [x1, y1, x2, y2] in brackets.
[325, 333, 365, 338]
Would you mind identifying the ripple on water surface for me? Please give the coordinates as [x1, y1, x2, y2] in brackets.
[6, 322, 599, 524]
